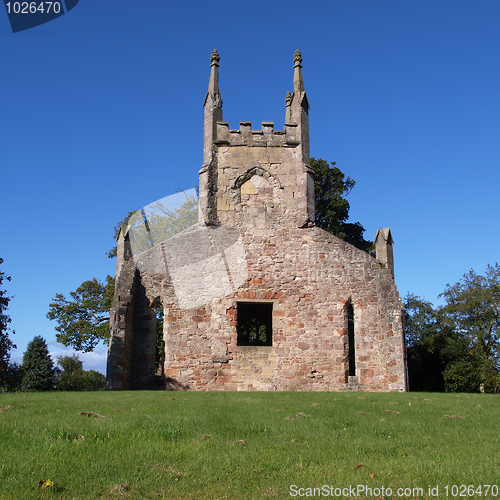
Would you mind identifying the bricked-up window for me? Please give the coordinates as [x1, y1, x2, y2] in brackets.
[347, 304, 356, 376]
[237, 302, 273, 346]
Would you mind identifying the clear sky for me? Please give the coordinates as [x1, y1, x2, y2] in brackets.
[2, 1, 499, 374]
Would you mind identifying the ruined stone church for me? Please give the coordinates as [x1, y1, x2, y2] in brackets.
[106, 50, 407, 392]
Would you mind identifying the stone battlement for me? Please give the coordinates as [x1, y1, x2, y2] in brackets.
[214, 121, 300, 147]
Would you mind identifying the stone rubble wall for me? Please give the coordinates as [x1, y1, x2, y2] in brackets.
[125, 226, 406, 392]
[214, 141, 312, 230]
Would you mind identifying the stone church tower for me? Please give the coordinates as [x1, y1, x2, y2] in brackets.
[106, 50, 407, 392]
[199, 49, 314, 230]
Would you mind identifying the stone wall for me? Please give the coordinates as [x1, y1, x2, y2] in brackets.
[153, 227, 405, 392]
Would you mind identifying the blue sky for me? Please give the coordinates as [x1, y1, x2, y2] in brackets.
[2, 1, 499, 374]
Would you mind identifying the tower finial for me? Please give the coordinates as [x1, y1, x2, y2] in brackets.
[293, 49, 305, 94]
[293, 49, 302, 66]
[210, 49, 220, 66]
[205, 49, 222, 107]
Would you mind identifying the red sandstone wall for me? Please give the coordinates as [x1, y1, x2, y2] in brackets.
[157, 227, 405, 392]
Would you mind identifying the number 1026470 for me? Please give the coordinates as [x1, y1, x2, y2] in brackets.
[5, 2, 62, 14]
[444, 484, 498, 497]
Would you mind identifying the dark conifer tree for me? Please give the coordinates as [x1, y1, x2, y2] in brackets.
[21, 336, 56, 391]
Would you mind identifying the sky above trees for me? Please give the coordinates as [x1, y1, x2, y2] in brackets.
[2, 1, 500, 373]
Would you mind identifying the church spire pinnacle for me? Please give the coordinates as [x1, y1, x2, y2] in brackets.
[293, 49, 305, 94]
[287, 50, 312, 226]
[289, 49, 309, 128]
[203, 49, 223, 164]
[208, 49, 220, 94]
[202, 50, 224, 219]
[204, 49, 222, 110]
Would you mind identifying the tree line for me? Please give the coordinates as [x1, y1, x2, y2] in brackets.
[405, 264, 500, 393]
[1, 335, 105, 392]
[1, 160, 499, 392]
[1, 258, 105, 392]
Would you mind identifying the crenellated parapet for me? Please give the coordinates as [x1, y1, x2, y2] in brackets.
[214, 121, 300, 147]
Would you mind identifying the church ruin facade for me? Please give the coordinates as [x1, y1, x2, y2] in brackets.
[106, 50, 407, 392]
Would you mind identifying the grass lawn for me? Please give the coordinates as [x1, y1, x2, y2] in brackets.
[0, 390, 498, 499]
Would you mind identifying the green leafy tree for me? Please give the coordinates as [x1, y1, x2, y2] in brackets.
[311, 158, 372, 252]
[47, 275, 115, 352]
[1, 362, 23, 392]
[406, 272, 500, 393]
[21, 336, 56, 391]
[405, 293, 439, 348]
[81, 369, 106, 391]
[404, 293, 446, 392]
[406, 294, 474, 393]
[56, 354, 83, 390]
[439, 263, 500, 392]
[442, 354, 484, 393]
[56, 354, 106, 391]
[0, 258, 16, 388]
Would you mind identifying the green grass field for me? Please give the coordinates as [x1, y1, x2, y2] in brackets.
[0, 391, 498, 499]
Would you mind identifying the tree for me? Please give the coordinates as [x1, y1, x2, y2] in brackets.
[56, 354, 106, 391]
[47, 275, 115, 352]
[403, 293, 477, 392]
[81, 369, 106, 391]
[406, 293, 486, 393]
[21, 336, 56, 391]
[404, 293, 439, 348]
[404, 294, 446, 392]
[1, 362, 23, 392]
[56, 354, 83, 390]
[0, 258, 16, 387]
[405, 267, 500, 393]
[439, 263, 500, 392]
[311, 158, 372, 252]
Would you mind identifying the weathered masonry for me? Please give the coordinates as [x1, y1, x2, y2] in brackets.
[106, 50, 407, 392]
